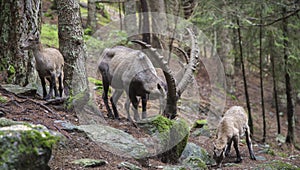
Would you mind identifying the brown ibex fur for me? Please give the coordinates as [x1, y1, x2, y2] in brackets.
[213, 106, 256, 167]
[98, 46, 167, 121]
[21, 32, 64, 100]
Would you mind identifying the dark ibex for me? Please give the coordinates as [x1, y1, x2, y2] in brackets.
[213, 106, 256, 167]
[21, 31, 64, 100]
[98, 46, 167, 121]
[98, 28, 199, 121]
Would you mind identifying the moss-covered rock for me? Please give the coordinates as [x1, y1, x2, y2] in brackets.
[182, 156, 207, 170]
[180, 142, 214, 166]
[0, 118, 61, 170]
[137, 115, 189, 163]
[72, 158, 107, 168]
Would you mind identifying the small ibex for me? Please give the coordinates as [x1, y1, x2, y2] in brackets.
[213, 106, 256, 167]
[21, 31, 64, 100]
[98, 46, 167, 121]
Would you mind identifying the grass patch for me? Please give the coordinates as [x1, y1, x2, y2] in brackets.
[41, 24, 59, 48]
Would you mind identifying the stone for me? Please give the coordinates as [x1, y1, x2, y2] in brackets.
[118, 162, 141, 170]
[0, 118, 60, 170]
[180, 142, 215, 165]
[72, 158, 107, 167]
[137, 115, 189, 163]
[1, 84, 37, 96]
[182, 156, 207, 169]
[76, 124, 148, 160]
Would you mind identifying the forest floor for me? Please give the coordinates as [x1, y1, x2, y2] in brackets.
[1, 0, 300, 169]
[1, 66, 300, 169]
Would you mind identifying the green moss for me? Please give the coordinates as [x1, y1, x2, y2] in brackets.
[193, 119, 207, 128]
[66, 89, 89, 110]
[151, 115, 173, 133]
[41, 24, 59, 48]
[0, 95, 7, 104]
[88, 77, 104, 93]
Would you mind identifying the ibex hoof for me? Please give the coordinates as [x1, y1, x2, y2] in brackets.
[107, 113, 114, 119]
[251, 155, 256, 160]
[44, 96, 51, 100]
[235, 157, 242, 163]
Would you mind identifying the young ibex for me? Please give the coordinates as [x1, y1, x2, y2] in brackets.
[98, 46, 167, 121]
[213, 106, 256, 167]
[21, 31, 64, 100]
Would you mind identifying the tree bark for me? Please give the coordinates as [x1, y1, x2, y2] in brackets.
[282, 6, 295, 144]
[0, 0, 41, 85]
[57, 0, 88, 96]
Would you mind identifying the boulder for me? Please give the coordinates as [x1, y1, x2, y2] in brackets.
[137, 115, 189, 163]
[76, 124, 148, 160]
[180, 142, 215, 166]
[1, 84, 37, 96]
[0, 118, 60, 170]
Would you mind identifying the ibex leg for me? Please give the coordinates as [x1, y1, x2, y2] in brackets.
[141, 95, 147, 119]
[58, 73, 63, 97]
[39, 74, 47, 99]
[102, 76, 113, 118]
[110, 90, 122, 119]
[245, 126, 256, 160]
[233, 135, 242, 163]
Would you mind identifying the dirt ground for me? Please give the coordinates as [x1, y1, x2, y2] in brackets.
[1, 65, 300, 169]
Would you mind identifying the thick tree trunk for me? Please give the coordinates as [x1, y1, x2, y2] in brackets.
[57, 0, 88, 96]
[0, 0, 40, 85]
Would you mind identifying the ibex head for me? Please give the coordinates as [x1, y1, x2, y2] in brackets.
[21, 30, 40, 50]
[213, 141, 227, 167]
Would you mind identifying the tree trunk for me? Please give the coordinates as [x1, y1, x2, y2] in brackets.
[87, 0, 97, 33]
[269, 33, 281, 134]
[124, 0, 138, 40]
[57, 0, 88, 96]
[282, 6, 295, 144]
[237, 17, 254, 135]
[259, 11, 266, 142]
[140, 0, 150, 44]
[0, 0, 41, 85]
[148, 0, 166, 49]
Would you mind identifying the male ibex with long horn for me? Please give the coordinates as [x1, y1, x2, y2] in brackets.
[98, 28, 199, 121]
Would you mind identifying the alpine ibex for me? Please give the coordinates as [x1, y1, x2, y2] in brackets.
[98, 28, 199, 121]
[213, 106, 256, 167]
[98, 46, 167, 121]
[21, 31, 64, 100]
